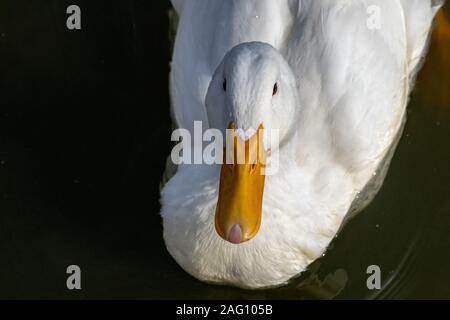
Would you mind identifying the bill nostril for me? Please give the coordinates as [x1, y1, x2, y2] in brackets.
[228, 224, 244, 244]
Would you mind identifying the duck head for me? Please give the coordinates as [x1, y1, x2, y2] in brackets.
[205, 42, 300, 244]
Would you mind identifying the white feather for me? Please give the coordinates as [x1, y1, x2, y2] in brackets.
[163, 0, 444, 289]
[170, 0, 185, 15]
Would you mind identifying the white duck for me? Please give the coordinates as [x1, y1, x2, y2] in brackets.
[161, 0, 444, 289]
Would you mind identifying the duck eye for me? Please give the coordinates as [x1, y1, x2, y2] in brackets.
[223, 79, 227, 92]
[272, 83, 278, 96]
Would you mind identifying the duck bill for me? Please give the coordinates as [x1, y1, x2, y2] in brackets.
[215, 123, 267, 244]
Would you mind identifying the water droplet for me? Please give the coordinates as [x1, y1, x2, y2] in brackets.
[255, 15, 260, 19]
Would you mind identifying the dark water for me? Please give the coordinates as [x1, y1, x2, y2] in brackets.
[0, 1, 449, 299]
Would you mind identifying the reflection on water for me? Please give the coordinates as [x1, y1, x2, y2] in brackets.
[416, 8, 450, 116]
[163, 5, 450, 299]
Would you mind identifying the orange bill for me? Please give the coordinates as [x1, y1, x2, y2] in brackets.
[215, 122, 267, 244]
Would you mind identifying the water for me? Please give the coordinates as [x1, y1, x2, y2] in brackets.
[0, 1, 449, 299]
